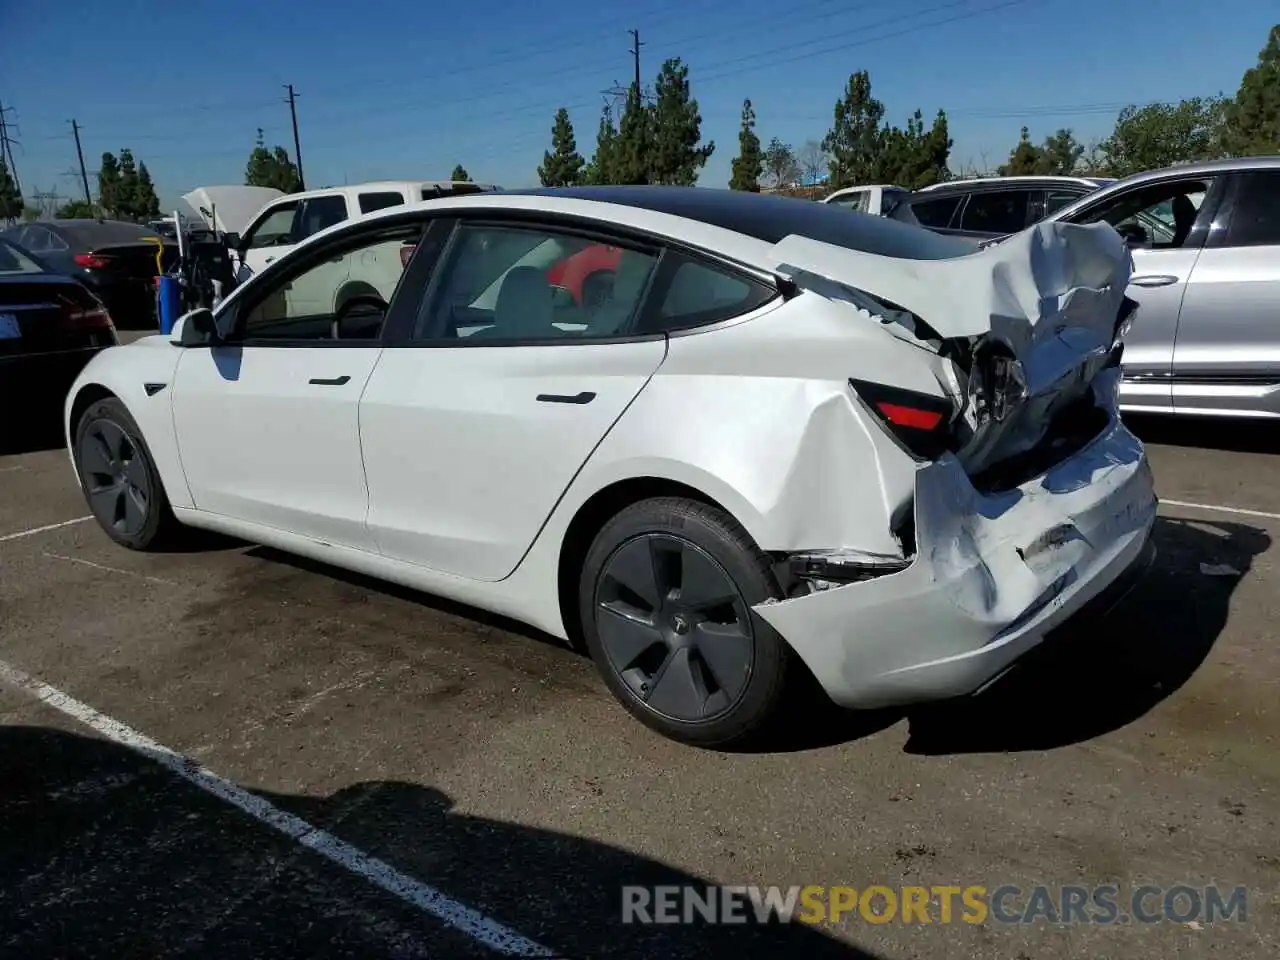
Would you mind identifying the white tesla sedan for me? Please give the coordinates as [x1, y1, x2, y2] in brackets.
[63, 187, 1157, 747]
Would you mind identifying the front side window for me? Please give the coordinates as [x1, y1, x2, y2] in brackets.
[415, 223, 658, 342]
[959, 190, 1031, 234]
[909, 195, 961, 229]
[244, 202, 299, 250]
[1044, 189, 1084, 217]
[1224, 171, 1280, 247]
[828, 191, 868, 212]
[1070, 178, 1211, 249]
[237, 222, 424, 342]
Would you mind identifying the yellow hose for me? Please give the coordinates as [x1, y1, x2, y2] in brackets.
[142, 234, 165, 275]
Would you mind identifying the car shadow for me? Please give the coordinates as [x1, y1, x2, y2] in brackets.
[902, 516, 1267, 755]
[1124, 412, 1280, 455]
[0, 414, 66, 456]
[0, 724, 882, 960]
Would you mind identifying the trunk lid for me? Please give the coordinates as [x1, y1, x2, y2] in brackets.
[86, 241, 179, 280]
[772, 221, 1135, 485]
[0, 277, 116, 356]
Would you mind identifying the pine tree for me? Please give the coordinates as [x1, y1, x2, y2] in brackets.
[729, 99, 763, 191]
[98, 152, 121, 218]
[1223, 23, 1280, 155]
[117, 149, 140, 221]
[451, 164, 471, 182]
[135, 162, 161, 219]
[998, 127, 1044, 176]
[613, 83, 652, 185]
[649, 58, 714, 185]
[821, 71, 886, 189]
[583, 105, 619, 184]
[0, 157, 23, 222]
[245, 129, 302, 193]
[538, 108, 585, 187]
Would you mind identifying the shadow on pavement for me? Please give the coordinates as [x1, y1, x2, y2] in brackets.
[1124, 412, 1280, 455]
[904, 516, 1267, 754]
[0, 724, 880, 960]
[0, 414, 66, 457]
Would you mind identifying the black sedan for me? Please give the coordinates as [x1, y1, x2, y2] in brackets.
[0, 219, 177, 330]
[0, 237, 119, 419]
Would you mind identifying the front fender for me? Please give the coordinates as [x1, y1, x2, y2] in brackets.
[64, 338, 194, 509]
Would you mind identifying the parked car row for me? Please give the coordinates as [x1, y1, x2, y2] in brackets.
[831, 157, 1280, 419]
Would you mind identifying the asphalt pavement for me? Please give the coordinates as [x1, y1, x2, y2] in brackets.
[1, 400, 1276, 959]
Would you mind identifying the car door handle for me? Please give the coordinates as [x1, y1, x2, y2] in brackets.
[536, 391, 596, 404]
[1129, 274, 1179, 288]
[309, 375, 351, 386]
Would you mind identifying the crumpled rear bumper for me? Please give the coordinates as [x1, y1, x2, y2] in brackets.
[753, 414, 1157, 709]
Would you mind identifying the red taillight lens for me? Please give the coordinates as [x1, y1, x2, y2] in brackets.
[60, 294, 115, 331]
[74, 253, 110, 269]
[399, 243, 416, 268]
[850, 379, 955, 460]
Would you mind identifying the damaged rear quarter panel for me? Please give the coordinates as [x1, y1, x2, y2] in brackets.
[568, 294, 950, 556]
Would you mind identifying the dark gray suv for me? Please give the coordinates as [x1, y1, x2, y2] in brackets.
[889, 175, 1114, 241]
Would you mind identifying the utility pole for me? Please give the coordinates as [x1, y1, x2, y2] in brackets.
[0, 102, 21, 196]
[628, 29, 643, 94]
[69, 119, 91, 205]
[284, 84, 305, 191]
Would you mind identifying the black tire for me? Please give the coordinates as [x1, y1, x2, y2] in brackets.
[73, 397, 182, 551]
[578, 496, 794, 748]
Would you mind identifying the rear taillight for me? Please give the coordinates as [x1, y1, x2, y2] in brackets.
[399, 243, 416, 268]
[61, 294, 115, 332]
[74, 253, 110, 269]
[850, 378, 955, 460]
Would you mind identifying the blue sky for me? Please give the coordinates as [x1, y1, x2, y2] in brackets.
[2, 0, 1275, 208]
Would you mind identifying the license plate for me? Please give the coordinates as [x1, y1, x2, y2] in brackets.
[0, 313, 20, 340]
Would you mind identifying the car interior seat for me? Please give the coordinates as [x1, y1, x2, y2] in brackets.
[481, 266, 556, 339]
[1170, 194, 1197, 247]
[586, 250, 655, 334]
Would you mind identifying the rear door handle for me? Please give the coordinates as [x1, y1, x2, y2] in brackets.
[309, 375, 351, 386]
[536, 391, 595, 404]
[1129, 274, 1179, 288]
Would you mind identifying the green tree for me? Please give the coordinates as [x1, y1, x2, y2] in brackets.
[729, 99, 763, 191]
[1039, 128, 1085, 175]
[762, 137, 798, 189]
[822, 70, 886, 189]
[613, 82, 652, 185]
[538, 108, 585, 187]
[583, 104, 620, 184]
[797, 140, 827, 194]
[876, 109, 952, 188]
[0, 157, 22, 222]
[998, 126, 1046, 176]
[648, 57, 714, 185]
[1222, 23, 1280, 155]
[117, 149, 141, 220]
[135, 162, 161, 219]
[245, 129, 302, 193]
[97, 152, 121, 218]
[1101, 98, 1227, 177]
[56, 199, 96, 218]
[451, 164, 471, 182]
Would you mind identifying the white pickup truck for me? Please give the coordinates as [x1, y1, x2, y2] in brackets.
[821, 184, 910, 217]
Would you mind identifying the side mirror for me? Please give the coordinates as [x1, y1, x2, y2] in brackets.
[1115, 222, 1149, 248]
[178, 307, 221, 347]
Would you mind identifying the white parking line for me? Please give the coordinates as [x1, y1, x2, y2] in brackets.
[0, 516, 92, 543]
[1160, 499, 1280, 522]
[0, 659, 554, 958]
[0, 465, 25, 473]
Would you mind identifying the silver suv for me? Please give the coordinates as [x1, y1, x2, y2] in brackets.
[1036, 157, 1280, 419]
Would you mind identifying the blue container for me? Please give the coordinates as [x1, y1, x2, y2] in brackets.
[157, 275, 181, 335]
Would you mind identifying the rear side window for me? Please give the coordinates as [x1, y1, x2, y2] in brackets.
[1044, 189, 1082, 217]
[296, 195, 349, 240]
[646, 254, 776, 333]
[359, 191, 406, 214]
[1224, 171, 1280, 247]
[959, 190, 1031, 234]
[909, 195, 962, 229]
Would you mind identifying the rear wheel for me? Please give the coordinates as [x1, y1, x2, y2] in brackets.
[578, 497, 793, 747]
[74, 398, 181, 550]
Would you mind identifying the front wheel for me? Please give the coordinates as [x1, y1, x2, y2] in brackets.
[74, 397, 182, 550]
[578, 497, 794, 748]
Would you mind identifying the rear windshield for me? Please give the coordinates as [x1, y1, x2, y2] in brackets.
[60, 220, 162, 247]
[0, 238, 47, 276]
[422, 183, 488, 200]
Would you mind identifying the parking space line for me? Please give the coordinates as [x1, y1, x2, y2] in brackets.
[0, 465, 25, 473]
[42, 551, 179, 587]
[1160, 498, 1280, 523]
[0, 659, 555, 958]
[0, 516, 92, 544]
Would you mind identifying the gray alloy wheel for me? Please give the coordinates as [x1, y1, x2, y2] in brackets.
[592, 529, 762, 727]
[78, 417, 152, 539]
